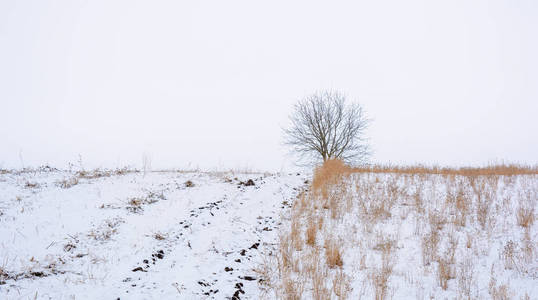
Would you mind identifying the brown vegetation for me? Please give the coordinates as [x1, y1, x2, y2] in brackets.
[263, 160, 536, 299]
[311, 159, 351, 198]
[351, 163, 538, 176]
[324, 236, 343, 268]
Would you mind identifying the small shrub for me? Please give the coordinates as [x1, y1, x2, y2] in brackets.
[185, 180, 195, 187]
[154, 232, 166, 240]
[24, 181, 40, 189]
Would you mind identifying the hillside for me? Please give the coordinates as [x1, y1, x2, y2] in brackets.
[1, 163, 536, 299]
[0, 168, 306, 299]
[264, 161, 537, 299]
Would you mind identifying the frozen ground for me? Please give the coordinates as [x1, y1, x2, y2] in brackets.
[0, 168, 307, 299]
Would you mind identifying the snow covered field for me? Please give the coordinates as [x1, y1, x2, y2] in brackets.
[268, 163, 538, 300]
[1, 165, 536, 300]
[0, 168, 307, 299]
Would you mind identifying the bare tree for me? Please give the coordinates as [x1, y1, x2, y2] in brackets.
[283, 91, 370, 165]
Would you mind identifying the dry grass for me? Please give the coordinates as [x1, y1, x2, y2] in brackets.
[421, 229, 439, 266]
[312, 277, 330, 300]
[282, 273, 304, 300]
[412, 185, 424, 214]
[435, 229, 458, 290]
[125, 191, 166, 213]
[57, 177, 79, 189]
[305, 216, 318, 246]
[369, 253, 394, 300]
[517, 205, 534, 228]
[502, 240, 517, 271]
[351, 163, 538, 176]
[185, 180, 195, 187]
[516, 191, 535, 228]
[521, 231, 534, 264]
[268, 160, 353, 299]
[465, 232, 473, 249]
[55, 167, 136, 189]
[264, 159, 536, 299]
[437, 258, 454, 290]
[278, 234, 293, 273]
[327, 188, 347, 219]
[490, 284, 511, 300]
[312, 159, 352, 198]
[489, 271, 512, 300]
[24, 181, 40, 189]
[324, 236, 343, 268]
[75, 167, 135, 179]
[454, 183, 470, 227]
[457, 256, 474, 299]
[428, 210, 447, 232]
[311, 263, 330, 300]
[87, 218, 124, 241]
[153, 232, 166, 240]
[290, 218, 303, 251]
[476, 194, 491, 230]
[253, 255, 275, 295]
[369, 235, 396, 300]
[356, 183, 395, 224]
[332, 269, 351, 299]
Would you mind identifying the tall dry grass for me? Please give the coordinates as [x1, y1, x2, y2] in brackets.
[351, 163, 538, 176]
[311, 159, 351, 199]
[262, 159, 536, 299]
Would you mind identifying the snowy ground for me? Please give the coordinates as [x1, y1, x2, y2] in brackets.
[271, 171, 538, 299]
[0, 168, 307, 299]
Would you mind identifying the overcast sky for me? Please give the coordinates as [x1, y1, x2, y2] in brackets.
[1, 0, 537, 171]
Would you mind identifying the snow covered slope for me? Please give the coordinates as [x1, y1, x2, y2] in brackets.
[0, 169, 307, 299]
[269, 169, 537, 299]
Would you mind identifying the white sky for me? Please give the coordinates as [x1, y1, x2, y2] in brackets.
[1, 0, 537, 171]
